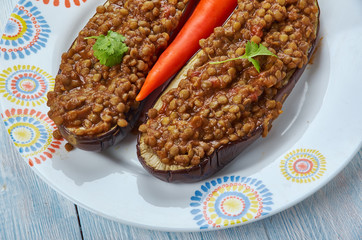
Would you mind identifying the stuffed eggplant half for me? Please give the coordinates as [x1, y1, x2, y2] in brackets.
[137, 0, 320, 182]
[47, 0, 194, 151]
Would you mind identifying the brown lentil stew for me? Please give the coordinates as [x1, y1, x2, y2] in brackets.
[139, 0, 318, 167]
[47, 0, 188, 138]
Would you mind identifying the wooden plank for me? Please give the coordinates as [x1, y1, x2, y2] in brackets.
[77, 206, 269, 240]
[263, 149, 361, 240]
[77, 149, 361, 239]
[0, 3, 81, 239]
[0, 119, 82, 240]
[1, 1, 361, 239]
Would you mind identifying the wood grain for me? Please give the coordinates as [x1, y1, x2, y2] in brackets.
[0, 0, 361, 239]
[0, 3, 81, 240]
[263, 150, 362, 240]
[77, 207, 269, 239]
[76, 150, 361, 240]
[0, 119, 83, 240]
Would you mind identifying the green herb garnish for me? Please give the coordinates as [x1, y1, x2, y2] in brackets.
[210, 41, 277, 73]
[85, 30, 128, 67]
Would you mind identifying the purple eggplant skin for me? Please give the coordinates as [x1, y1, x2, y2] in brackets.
[55, 0, 198, 152]
[136, 4, 320, 183]
[59, 101, 144, 152]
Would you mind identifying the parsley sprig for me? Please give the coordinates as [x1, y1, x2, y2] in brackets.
[210, 41, 277, 73]
[85, 30, 128, 67]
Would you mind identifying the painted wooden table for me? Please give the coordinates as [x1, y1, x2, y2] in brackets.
[0, 1, 361, 239]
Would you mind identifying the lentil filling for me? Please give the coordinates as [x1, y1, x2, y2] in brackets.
[139, 0, 318, 167]
[47, 0, 188, 137]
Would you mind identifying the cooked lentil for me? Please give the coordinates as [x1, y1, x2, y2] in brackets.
[47, 0, 188, 136]
[140, 0, 318, 167]
[65, 143, 74, 152]
[53, 129, 63, 140]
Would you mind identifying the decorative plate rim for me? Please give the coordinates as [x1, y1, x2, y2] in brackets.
[1, 0, 362, 232]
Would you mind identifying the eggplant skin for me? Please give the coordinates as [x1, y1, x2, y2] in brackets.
[59, 102, 144, 152]
[137, 5, 320, 183]
[54, 1, 197, 152]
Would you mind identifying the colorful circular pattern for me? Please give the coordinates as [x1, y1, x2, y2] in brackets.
[0, 0, 51, 60]
[280, 148, 326, 183]
[2, 13, 27, 41]
[190, 176, 273, 229]
[0, 65, 54, 106]
[2, 108, 63, 166]
[35, 0, 88, 8]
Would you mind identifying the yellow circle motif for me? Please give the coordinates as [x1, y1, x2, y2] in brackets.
[223, 198, 243, 214]
[190, 177, 273, 229]
[0, 65, 55, 107]
[8, 122, 40, 148]
[280, 148, 326, 183]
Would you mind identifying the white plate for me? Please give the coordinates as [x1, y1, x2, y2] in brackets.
[0, 0, 361, 231]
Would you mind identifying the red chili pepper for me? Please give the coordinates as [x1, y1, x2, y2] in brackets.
[136, 0, 237, 101]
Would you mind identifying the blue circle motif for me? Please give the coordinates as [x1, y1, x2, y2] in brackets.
[16, 77, 40, 95]
[5, 69, 47, 101]
[214, 191, 251, 220]
[284, 152, 320, 179]
[4, 114, 50, 155]
[190, 176, 273, 229]
[280, 149, 327, 183]
[9, 124, 35, 145]
[5, 20, 19, 36]
[0, 0, 51, 60]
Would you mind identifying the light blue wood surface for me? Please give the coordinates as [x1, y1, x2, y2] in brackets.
[0, 1, 361, 239]
[76, 153, 362, 239]
[0, 120, 82, 240]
